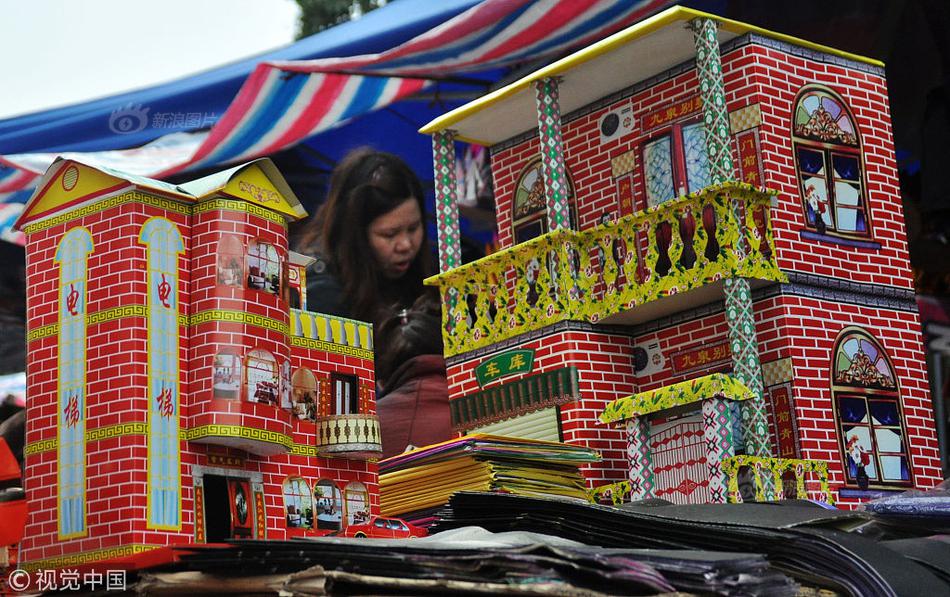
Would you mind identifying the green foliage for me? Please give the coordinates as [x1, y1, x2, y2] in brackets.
[295, 0, 386, 40]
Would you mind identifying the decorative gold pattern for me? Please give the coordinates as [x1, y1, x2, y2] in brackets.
[184, 424, 294, 450]
[21, 191, 190, 235]
[291, 443, 320, 457]
[427, 183, 785, 356]
[87, 305, 148, 326]
[722, 455, 833, 504]
[26, 323, 59, 342]
[729, 104, 762, 134]
[190, 309, 288, 335]
[611, 151, 637, 178]
[24, 438, 57, 456]
[195, 197, 288, 227]
[20, 544, 159, 572]
[601, 373, 754, 424]
[87, 422, 148, 443]
[27, 424, 322, 456]
[761, 357, 794, 387]
[290, 336, 373, 360]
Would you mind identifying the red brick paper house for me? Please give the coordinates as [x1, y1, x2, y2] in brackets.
[16, 158, 381, 569]
[420, 5, 942, 508]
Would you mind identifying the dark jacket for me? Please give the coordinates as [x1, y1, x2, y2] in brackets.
[377, 354, 452, 459]
[305, 263, 348, 318]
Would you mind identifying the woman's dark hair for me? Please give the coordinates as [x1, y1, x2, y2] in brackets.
[297, 148, 430, 325]
[375, 293, 443, 385]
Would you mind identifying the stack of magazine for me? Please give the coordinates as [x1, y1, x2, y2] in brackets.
[379, 434, 599, 522]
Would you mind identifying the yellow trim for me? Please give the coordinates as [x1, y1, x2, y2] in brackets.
[420, 5, 883, 137]
[20, 544, 160, 572]
[27, 323, 58, 342]
[86, 422, 149, 443]
[194, 197, 288, 226]
[184, 424, 294, 450]
[87, 304, 148, 326]
[28, 430, 319, 457]
[25, 437, 57, 456]
[290, 335, 374, 360]
[21, 191, 190, 235]
[191, 309, 289, 336]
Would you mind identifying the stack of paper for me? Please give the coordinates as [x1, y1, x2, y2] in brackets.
[379, 434, 599, 519]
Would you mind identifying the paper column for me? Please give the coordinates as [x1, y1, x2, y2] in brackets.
[626, 418, 655, 500]
[432, 130, 462, 273]
[690, 17, 772, 470]
[534, 77, 571, 231]
[703, 397, 736, 503]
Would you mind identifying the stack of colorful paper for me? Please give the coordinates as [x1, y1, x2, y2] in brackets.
[379, 434, 599, 521]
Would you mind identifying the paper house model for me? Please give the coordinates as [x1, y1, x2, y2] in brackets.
[15, 158, 381, 570]
[421, 5, 942, 507]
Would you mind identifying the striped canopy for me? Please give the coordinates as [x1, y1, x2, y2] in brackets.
[0, 0, 672, 243]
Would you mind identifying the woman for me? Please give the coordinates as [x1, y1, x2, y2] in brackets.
[297, 148, 431, 327]
[374, 295, 452, 459]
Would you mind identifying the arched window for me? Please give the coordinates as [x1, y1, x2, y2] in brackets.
[792, 86, 870, 238]
[216, 234, 244, 287]
[246, 349, 278, 405]
[283, 477, 312, 529]
[291, 368, 318, 421]
[212, 349, 242, 399]
[511, 159, 576, 244]
[832, 328, 912, 489]
[314, 479, 342, 530]
[247, 240, 281, 295]
[344, 481, 369, 526]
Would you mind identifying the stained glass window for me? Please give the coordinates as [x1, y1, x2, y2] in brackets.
[642, 118, 710, 208]
[511, 160, 576, 244]
[832, 328, 912, 489]
[792, 86, 870, 238]
[283, 477, 312, 529]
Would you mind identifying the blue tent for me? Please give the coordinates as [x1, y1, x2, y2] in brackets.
[0, 0, 674, 247]
[0, 0, 481, 154]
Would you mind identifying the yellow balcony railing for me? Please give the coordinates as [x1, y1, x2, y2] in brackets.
[427, 182, 786, 356]
[723, 455, 833, 504]
[314, 414, 382, 459]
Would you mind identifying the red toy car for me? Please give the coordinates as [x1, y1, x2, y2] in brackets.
[337, 516, 427, 539]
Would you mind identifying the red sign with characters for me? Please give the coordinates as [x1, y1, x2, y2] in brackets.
[642, 96, 703, 131]
[770, 385, 798, 458]
[736, 129, 764, 186]
[671, 341, 731, 374]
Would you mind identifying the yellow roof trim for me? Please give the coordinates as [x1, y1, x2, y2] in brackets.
[420, 5, 883, 136]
